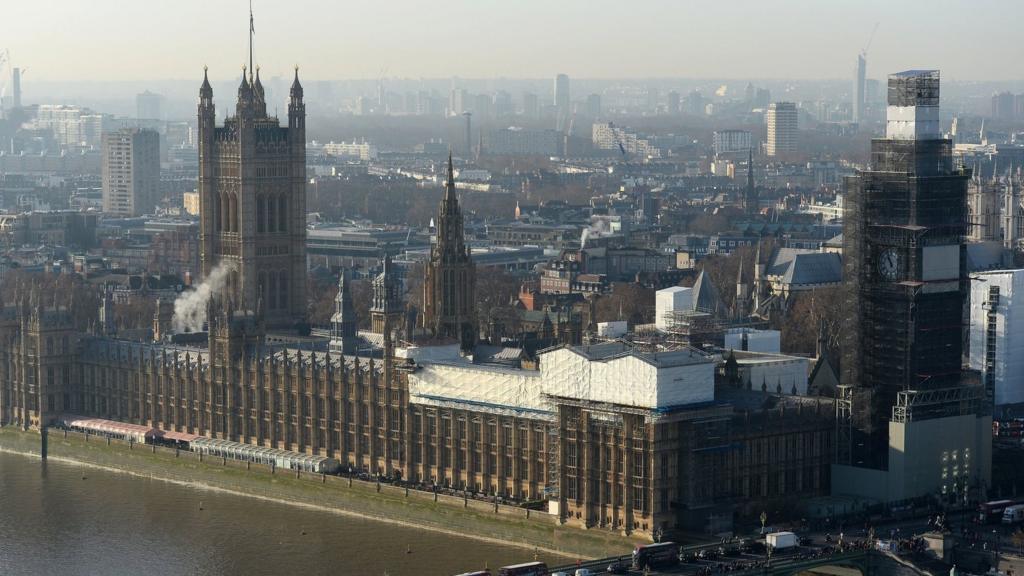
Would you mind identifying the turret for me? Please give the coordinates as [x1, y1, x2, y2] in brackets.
[330, 270, 358, 355]
[288, 66, 305, 131]
[199, 66, 214, 110]
[236, 66, 253, 116]
[252, 67, 267, 117]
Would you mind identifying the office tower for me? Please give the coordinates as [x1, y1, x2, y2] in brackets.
[554, 73, 570, 111]
[11, 67, 21, 109]
[765, 102, 797, 157]
[136, 90, 163, 121]
[837, 71, 990, 500]
[493, 91, 513, 117]
[992, 91, 1016, 121]
[522, 92, 539, 119]
[473, 93, 492, 120]
[197, 66, 307, 328]
[667, 90, 680, 115]
[853, 54, 866, 124]
[462, 112, 472, 156]
[101, 128, 160, 216]
[423, 154, 477, 352]
[585, 93, 601, 119]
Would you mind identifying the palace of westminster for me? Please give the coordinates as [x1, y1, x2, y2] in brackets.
[0, 65, 991, 539]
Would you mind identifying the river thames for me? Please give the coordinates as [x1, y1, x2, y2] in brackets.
[0, 451, 569, 576]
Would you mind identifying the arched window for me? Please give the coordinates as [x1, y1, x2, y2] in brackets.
[279, 271, 289, 310]
[257, 272, 267, 307]
[214, 193, 222, 232]
[269, 273, 279, 310]
[1017, 207, 1024, 240]
[267, 195, 277, 233]
[229, 193, 238, 233]
[278, 196, 288, 233]
[256, 196, 265, 233]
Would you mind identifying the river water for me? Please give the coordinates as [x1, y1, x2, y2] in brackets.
[0, 451, 567, 576]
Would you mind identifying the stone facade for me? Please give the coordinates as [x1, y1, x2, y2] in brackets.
[198, 67, 307, 328]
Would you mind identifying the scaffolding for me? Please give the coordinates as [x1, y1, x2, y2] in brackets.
[841, 107, 970, 466]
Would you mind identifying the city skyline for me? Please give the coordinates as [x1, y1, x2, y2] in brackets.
[4, 0, 1024, 83]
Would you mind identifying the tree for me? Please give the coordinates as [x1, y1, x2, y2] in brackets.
[594, 283, 655, 326]
[775, 286, 843, 356]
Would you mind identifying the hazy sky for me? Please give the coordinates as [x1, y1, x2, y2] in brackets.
[5, 0, 1022, 83]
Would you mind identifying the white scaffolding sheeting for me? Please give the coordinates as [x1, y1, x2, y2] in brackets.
[409, 344, 716, 414]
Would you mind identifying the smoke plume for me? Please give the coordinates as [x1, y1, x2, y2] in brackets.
[172, 263, 233, 333]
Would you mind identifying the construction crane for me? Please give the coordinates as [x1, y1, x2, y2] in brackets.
[861, 22, 879, 60]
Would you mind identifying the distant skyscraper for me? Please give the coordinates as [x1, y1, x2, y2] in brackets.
[853, 54, 866, 124]
[11, 67, 22, 109]
[585, 93, 601, 119]
[765, 102, 798, 157]
[554, 74, 570, 111]
[102, 127, 160, 216]
[522, 92, 539, 119]
[136, 90, 163, 121]
[667, 91, 681, 115]
[992, 91, 1016, 121]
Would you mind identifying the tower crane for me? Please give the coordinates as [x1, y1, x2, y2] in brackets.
[861, 22, 879, 60]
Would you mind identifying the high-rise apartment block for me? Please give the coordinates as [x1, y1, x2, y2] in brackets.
[136, 91, 163, 121]
[101, 128, 160, 216]
[713, 130, 752, 156]
[765, 102, 797, 157]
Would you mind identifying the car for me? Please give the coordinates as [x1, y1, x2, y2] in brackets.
[741, 540, 767, 554]
[679, 551, 698, 563]
[799, 536, 813, 547]
[606, 561, 629, 574]
[698, 548, 719, 560]
[722, 545, 742, 557]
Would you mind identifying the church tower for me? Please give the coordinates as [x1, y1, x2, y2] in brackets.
[197, 48, 307, 329]
[330, 270, 358, 354]
[370, 255, 403, 336]
[423, 153, 477, 352]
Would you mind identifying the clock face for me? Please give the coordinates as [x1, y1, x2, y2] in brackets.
[878, 248, 899, 281]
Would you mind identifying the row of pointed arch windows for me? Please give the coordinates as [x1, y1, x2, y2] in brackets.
[213, 193, 289, 234]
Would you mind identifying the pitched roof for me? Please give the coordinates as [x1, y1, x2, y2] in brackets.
[767, 248, 841, 286]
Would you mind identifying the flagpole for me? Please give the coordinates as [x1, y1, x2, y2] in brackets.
[248, 0, 254, 83]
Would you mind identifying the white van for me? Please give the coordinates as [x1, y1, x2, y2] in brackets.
[1002, 504, 1024, 525]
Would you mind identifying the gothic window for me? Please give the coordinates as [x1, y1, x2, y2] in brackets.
[229, 193, 238, 233]
[279, 272, 289, 310]
[278, 196, 288, 232]
[257, 196, 265, 233]
[1017, 207, 1024, 239]
[258, 272, 267, 306]
[267, 195, 277, 233]
[269, 273, 279, 310]
[214, 193, 222, 232]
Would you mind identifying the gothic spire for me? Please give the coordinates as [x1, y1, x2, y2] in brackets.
[200, 66, 212, 98]
[290, 66, 303, 100]
[238, 66, 252, 101]
[445, 148, 455, 199]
